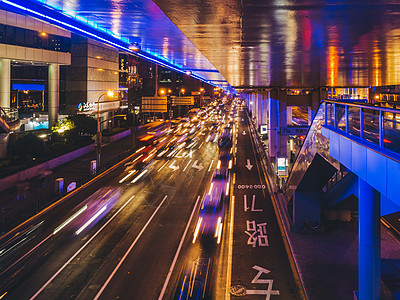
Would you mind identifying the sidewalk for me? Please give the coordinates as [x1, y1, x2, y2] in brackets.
[0, 135, 136, 235]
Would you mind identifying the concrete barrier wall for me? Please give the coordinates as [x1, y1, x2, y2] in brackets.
[0, 143, 95, 192]
[102, 129, 131, 143]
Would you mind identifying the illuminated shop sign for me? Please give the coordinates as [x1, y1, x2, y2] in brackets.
[78, 102, 96, 112]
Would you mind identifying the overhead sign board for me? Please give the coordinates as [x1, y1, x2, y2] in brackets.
[142, 97, 167, 112]
[171, 96, 194, 106]
[280, 126, 308, 136]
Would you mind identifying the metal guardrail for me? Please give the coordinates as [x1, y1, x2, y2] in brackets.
[324, 100, 400, 157]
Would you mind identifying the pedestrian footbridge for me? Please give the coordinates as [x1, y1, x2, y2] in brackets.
[285, 100, 400, 300]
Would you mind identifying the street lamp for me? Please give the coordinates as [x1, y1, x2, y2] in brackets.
[96, 90, 114, 174]
[178, 88, 185, 117]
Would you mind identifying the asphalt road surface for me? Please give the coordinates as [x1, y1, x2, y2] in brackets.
[0, 102, 300, 300]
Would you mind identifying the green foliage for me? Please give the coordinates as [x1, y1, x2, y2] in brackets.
[51, 118, 74, 134]
[67, 114, 96, 136]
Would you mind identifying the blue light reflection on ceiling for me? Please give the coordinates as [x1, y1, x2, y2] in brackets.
[0, 0, 230, 90]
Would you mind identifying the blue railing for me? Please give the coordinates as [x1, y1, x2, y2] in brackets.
[324, 100, 400, 157]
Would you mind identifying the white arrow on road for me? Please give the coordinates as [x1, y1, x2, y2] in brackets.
[169, 160, 180, 171]
[192, 160, 204, 171]
[242, 131, 247, 135]
[245, 159, 253, 170]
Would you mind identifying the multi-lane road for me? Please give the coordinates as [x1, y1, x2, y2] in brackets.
[0, 101, 300, 299]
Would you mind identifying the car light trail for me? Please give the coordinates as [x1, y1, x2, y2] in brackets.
[159, 195, 200, 299]
[131, 169, 148, 184]
[215, 217, 222, 237]
[75, 205, 108, 235]
[157, 149, 168, 157]
[53, 205, 88, 234]
[217, 222, 223, 244]
[30, 195, 135, 299]
[140, 135, 154, 141]
[226, 182, 230, 195]
[119, 170, 137, 183]
[135, 146, 146, 153]
[228, 159, 233, 169]
[94, 195, 168, 300]
[208, 182, 214, 195]
[216, 160, 221, 169]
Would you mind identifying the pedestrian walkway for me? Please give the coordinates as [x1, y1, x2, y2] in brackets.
[0, 135, 135, 235]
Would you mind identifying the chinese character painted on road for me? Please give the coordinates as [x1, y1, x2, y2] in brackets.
[246, 265, 280, 300]
[245, 220, 269, 247]
[244, 195, 262, 212]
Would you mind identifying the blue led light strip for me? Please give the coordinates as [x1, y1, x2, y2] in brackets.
[0, 0, 227, 89]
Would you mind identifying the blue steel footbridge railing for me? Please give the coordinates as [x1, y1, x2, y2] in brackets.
[285, 100, 400, 204]
[324, 100, 400, 158]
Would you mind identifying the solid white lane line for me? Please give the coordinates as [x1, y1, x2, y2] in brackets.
[157, 161, 169, 172]
[208, 160, 214, 172]
[183, 159, 192, 172]
[158, 195, 201, 300]
[29, 195, 135, 300]
[94, 195, 168, 300]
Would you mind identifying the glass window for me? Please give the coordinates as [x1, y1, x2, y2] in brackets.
[15, 27, 25, 46]
[0, 24, 5, 43]
[6, 25, 16, 45]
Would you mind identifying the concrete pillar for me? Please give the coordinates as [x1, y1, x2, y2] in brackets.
[48, 64, 60, 128]
[358, 178, 380, 300]
[262, 92, 269, 126]
[279, 98, 288, 159]
[0, 59, 11, 109]
[287, 106, 292, 126]
[268, 96, 279, 159]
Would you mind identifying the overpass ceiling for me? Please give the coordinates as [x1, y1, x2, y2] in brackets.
[5, 0, 400, 89]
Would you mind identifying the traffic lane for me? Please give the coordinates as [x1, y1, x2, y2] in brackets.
[79, 139, 218, 299]
[3, 164, 164, 299]
[0, 120, 216, 298]
[230, 108, 299, 299]
[2, 146, 184, 299]
[0, 155, 148, 296]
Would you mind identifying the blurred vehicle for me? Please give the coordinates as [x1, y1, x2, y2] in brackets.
[217, 150, 233, 173]
[193, 171, 229, 245]
[218, 126, 232, 149]
[172, 257, 214, 300]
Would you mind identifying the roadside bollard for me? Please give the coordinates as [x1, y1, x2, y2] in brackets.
[90, 160, 97, 176]
[55, 178, 64, 195]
